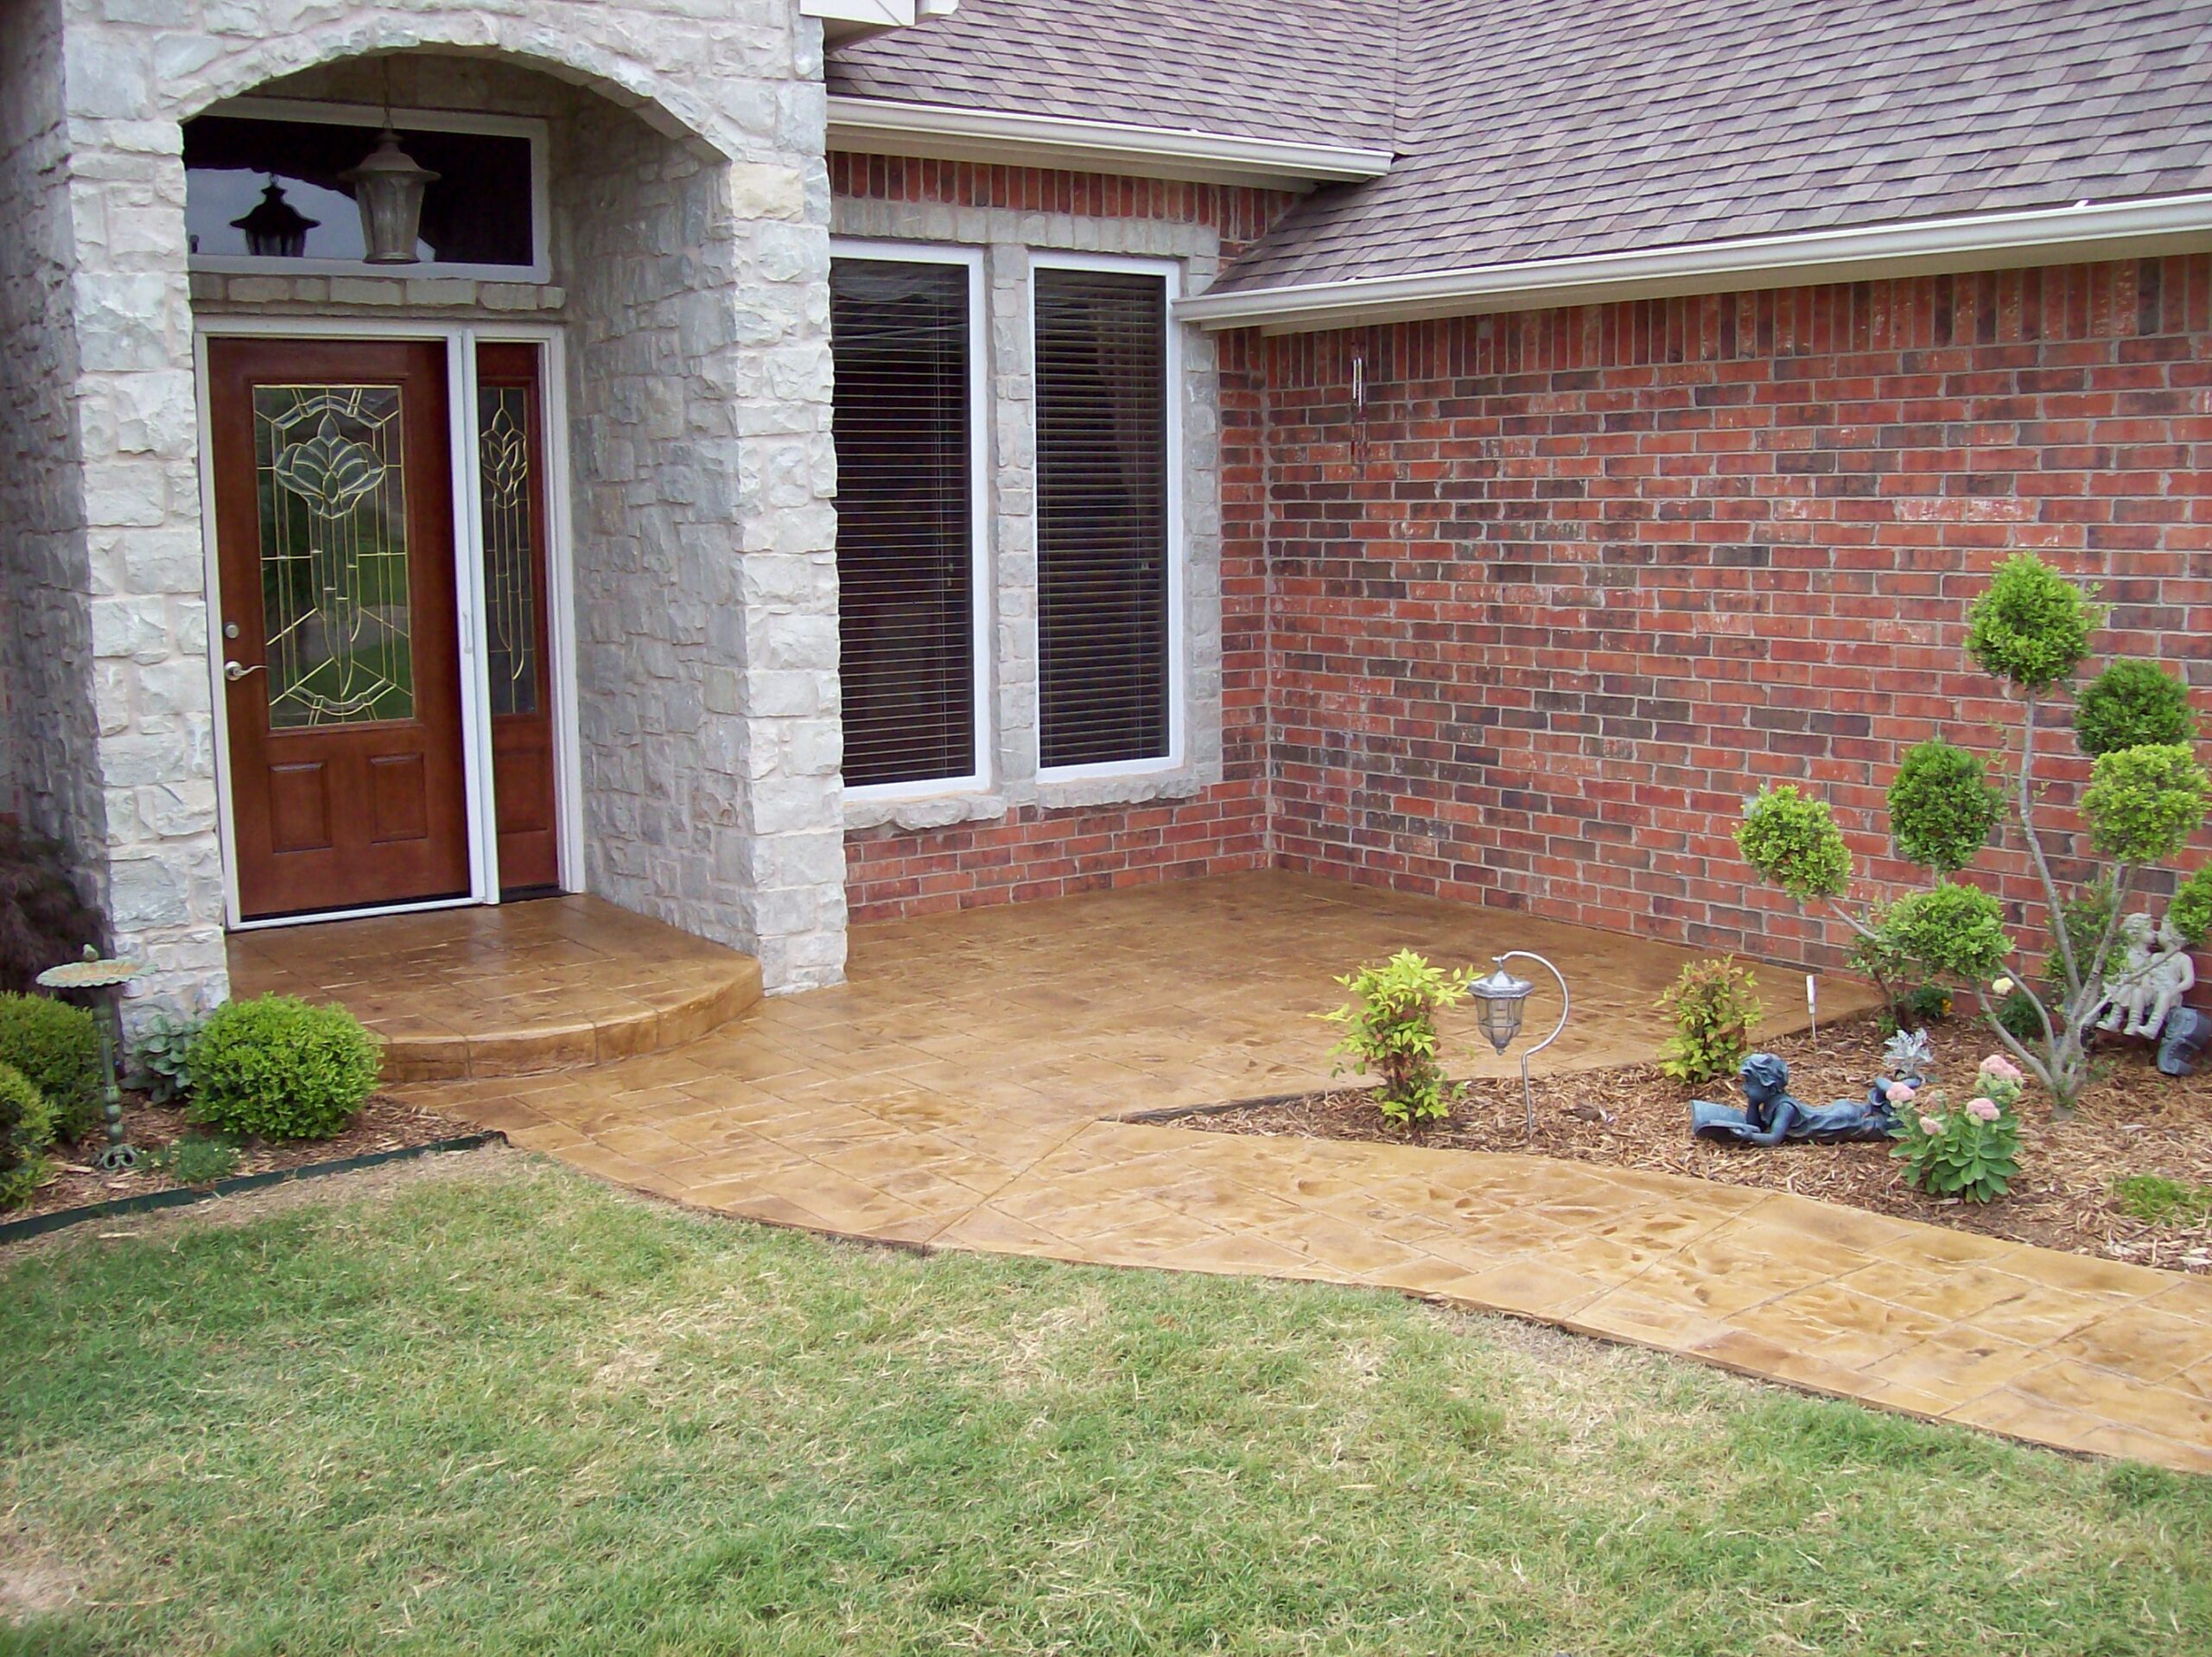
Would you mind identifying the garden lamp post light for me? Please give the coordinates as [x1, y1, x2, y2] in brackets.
[1468, 952, 1571, 1137]
[35, 946, 147, 1171]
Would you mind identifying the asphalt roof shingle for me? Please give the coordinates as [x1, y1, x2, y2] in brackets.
[826, 0, 1401, 151]
[827, 0, 2212, 293]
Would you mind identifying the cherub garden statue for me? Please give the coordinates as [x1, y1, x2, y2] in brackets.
[1690, 1052, 1903, 1146]
[2084, 910, 2207, 1072]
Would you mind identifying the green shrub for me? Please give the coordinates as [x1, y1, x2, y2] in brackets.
[1322, 950, 1471, 1127]
[1887, 740, 2002, 874]
[185, 995, 381, 1142]
[1867, 883, 2012, 985]
[0, 1060, 55, 1209]
[1890, 1055, 2025, 1203]
[150, 1133, 241, 1188]
[2170, 865, 2212, 948]
[1965, 553, 2096, 690]
[1735, 784, 1851, 902]
[2082, 743, 2209, 866]
[2075, 660, 2196, 758]
[0, 823, 104, 996]
[132, 1008, 206, 1107]
[1993, 986, 2045, 1043]
[1656, 957, 1762, 1085]
[0, 992, 102, 1141]
[1878, 984, 1954, 1038]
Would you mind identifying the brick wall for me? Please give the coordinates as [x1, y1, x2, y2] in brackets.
[834, 158, 1296, 922]
[825, 153, 1298, 260]
[1262, 257, 2212, 969]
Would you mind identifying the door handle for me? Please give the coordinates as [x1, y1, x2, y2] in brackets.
[223, 660, 265, 682]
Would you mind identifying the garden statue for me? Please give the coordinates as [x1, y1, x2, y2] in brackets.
[2159, 1006, 2211, 1076]
[2088, 912, 2195, 1038]
[1690, 1052, 1902, 1146]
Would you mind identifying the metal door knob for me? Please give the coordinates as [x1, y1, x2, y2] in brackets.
[223, 660, 265, 682]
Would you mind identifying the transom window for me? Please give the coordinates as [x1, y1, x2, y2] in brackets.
[183, 101, 546, 279]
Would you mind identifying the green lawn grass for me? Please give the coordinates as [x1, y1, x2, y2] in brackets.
[3, 1156, 2208, 1655]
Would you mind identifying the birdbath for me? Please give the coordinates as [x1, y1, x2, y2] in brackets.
[35, 946, 148, 1171]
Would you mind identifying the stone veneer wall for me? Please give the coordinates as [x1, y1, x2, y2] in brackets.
[45, 1, 848, 1002]
[0, 0, 105, 903]
[830, 155, 1299, 919]
[1261, 257, 2212, 969]
[560, 96, 847, 989]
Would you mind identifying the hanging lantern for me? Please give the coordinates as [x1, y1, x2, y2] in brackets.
[230, 178, 318, 258]
[1468, 963, 1535, 1056]
[341, 128, 438, 264]
[1467, 952, 1572, 1137]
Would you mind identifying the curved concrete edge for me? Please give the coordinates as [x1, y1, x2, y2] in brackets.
[377, 958, 763, 1082]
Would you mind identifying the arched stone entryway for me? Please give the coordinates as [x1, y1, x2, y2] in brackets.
[8, 3, 849, 1016]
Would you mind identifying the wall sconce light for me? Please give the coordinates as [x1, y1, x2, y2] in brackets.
[230, 177, 317, 258]
[342, 128, 438, 264]
[1468, 951, 1571, 1136]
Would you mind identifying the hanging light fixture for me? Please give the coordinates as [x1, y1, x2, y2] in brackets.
[341, 60, 437, 264]
[341, 126, 438, 263]
[1467, 951, 1572, 1137]
[230, 176, 318, 258]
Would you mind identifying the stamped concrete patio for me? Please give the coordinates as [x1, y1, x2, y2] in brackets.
[390, 872, 2212, 1475]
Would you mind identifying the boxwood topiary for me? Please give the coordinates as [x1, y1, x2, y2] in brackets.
[2075, 659, 2196, 759]
[1735, 784, 1852, 903]
[1965, 553, 2096, 691]
[0, 1059, 55, 1209]
[185, 995, 381, 1142]
[1887, 740, 2002, 874]
[2082, 743, 2209, 866]
[2171, 865, 2212, 949]
[0, 992, 102, 1141]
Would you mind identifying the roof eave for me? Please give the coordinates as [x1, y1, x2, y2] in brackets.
[824, 94, 1395, 190]
[1179, 194, 2212, 333]
[804, 0, 961, 45]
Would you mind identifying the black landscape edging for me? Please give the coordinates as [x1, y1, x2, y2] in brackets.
[0, 1132, 509, 1244]
[1116, 1082, 1376, 1126]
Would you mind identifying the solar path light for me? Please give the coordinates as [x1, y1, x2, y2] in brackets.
[1467, 952, 1570, 1137]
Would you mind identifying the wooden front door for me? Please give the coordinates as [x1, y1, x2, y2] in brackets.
[474, 343, 561, 895]
[209, 337, 473, 919]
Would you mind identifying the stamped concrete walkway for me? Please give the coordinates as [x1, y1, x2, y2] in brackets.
[400, 873, 2212, 1475]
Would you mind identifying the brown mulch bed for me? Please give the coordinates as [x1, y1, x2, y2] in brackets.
[1172, 1017, 2212, 1273]
[8, 1094, 486, 1228]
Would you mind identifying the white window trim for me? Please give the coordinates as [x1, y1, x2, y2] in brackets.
[830, 238, 995, 806]
[1028, 251, 1187, 784]
[188, 97, 553, 284]
[194, 314, 584, 931]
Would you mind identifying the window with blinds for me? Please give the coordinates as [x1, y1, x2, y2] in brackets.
[1033, 266, 1173, 771]
[830, 257, 977, 789]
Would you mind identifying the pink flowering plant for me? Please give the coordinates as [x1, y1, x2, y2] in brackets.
[1888, 1055, 2025, 1203]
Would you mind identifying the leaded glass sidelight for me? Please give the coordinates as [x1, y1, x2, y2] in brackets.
[253, 384, 416, 726]
[477, 385, 538, 718]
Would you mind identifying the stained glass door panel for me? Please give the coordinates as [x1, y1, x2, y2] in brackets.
[475, 342, 560, 895]
[254, 385, 416, 726]
[209, 339, 472, 919]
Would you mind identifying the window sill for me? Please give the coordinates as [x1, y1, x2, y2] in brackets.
[188, 271, 564, 312]
[1033, 767, 1205, 811]
[842, 789, 1008, 834]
